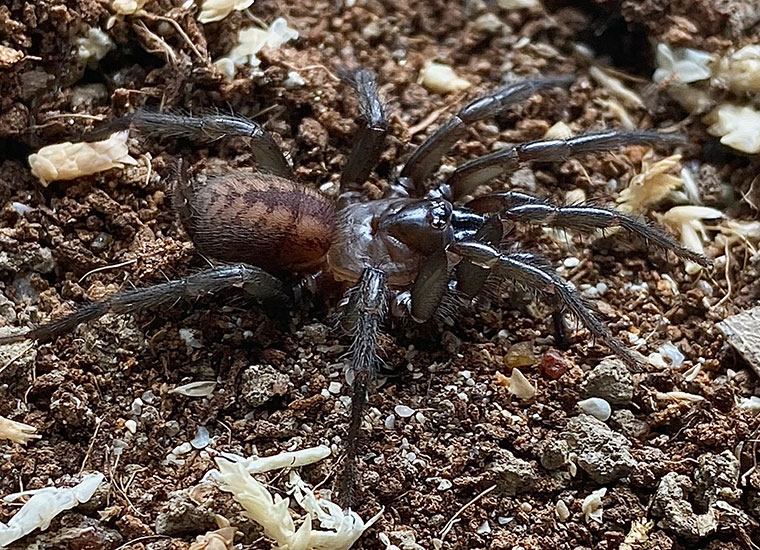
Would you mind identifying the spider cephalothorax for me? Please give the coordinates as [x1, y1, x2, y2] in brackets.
[0, 70, 709, 502]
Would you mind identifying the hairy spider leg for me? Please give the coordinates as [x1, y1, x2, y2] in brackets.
[399, 76, 574, 195]
[340, 69, 389, 190]
[467, 191, 711, 266]
[85, 111, 293, 178]
[338, 267, 387, 506]
[0, 265, 287, 345]
[448, 130, 686, 200]
[448, 241, 640, 368]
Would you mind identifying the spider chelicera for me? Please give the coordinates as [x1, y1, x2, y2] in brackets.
[1, 70, 709, 502]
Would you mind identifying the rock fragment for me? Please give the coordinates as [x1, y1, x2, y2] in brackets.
[488, 450, 540, 496]
[555, 414, 636, 483]
[717, 306, 760, 377]
[240, 364, 290, 408]
[581, 358, 633, 405]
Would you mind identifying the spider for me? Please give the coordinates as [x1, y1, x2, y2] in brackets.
[1, 70, 709, 503]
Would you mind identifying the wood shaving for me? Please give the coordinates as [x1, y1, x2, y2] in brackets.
[617, 152, 684, 214]
[0, 415, 40, 445]
[28, 131, 138, 186]
[198, 0, 254, 24]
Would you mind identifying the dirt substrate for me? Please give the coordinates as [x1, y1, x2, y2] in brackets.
[1, 1, 760, 549]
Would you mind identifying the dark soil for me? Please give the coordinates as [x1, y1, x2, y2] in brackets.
[1, 1, 760, 549]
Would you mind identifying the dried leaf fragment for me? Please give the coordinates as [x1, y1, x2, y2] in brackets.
[28, 131, 138, 186]
[0, 415, 40, 445]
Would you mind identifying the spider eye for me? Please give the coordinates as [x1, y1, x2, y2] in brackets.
[428, 203, 450, 230]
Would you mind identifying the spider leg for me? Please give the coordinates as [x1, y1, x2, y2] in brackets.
[468, 192, 711, 266]
[85, 111, 292, 178]
[340, 69, 388, 190]
[399, 76, 573, 194]
[448, 241, 640, 368]
[448, 130, 686, 200]
[338, 267, 387, 506]
[0, 265, 288, 345]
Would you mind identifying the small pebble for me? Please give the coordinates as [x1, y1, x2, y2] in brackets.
[328, 381, 342, 394]
[395, 405, 416, 418]
[541, 349, 569, 379]
[124, 419, 137, 433]
[191, 426, 210, 449]
[739, 396, 760, 411]
[385, 414, 396, 429]
[556, 500, 570, 521]
[658, 343, 684, 367]
[476, 520, 491, 534]
[578, 397, 611, 421]
[509, 368, 536, 400]
[437, 479, 452, 490]
[647, 352, 668, 369]
[563, 257, 580, 268]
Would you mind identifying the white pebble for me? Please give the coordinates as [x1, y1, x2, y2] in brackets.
[739, 396, 760, 411]
[328, 381, 342, 394]
[509, 368, 536, 400]
[179, 328, 203, 349]
[124, 419, 137, 433]
[556, 500, 570, 521]
[647, 352, 668, 369]
[394, 404, 416, 418]
[476, 520, 491, 534]
[563, 257, 580, 268]
[191, 426, 211, 449]
[578, 397, 611, 421]
[658, 343, 684, 367]
[172, 442, 193, 455]
[437, 479, 452, 490]
[384, 414, 396, 429]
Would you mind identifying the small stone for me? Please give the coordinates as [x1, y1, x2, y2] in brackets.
[328, 381, 342, 394]
[124, 419, 137, 433]
[190, 426, 210, 449]
[562, 414, 636, 483]
[394, 405, 416, 418]
[563, 257, 580, 268]
[154, 492, 218, 536]
[578, 398, 612, 421]
[505, 341, 537, 368]
[717, 306, 760, 378]
[581, 358, 633, 405]
[489, 449, 539, 496]
[178, 328, 203, 349]
[240, 364, 290, 408]
[556, 500, 570, 521]
[508, 368, 536, 400]
[384, 414, 396, 429]
[541, 349, 569, 379]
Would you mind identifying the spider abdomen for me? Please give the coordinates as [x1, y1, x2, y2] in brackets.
[184, 171, 335, 272]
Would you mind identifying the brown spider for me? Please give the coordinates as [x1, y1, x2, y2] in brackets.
[1, 70, 709, 502]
